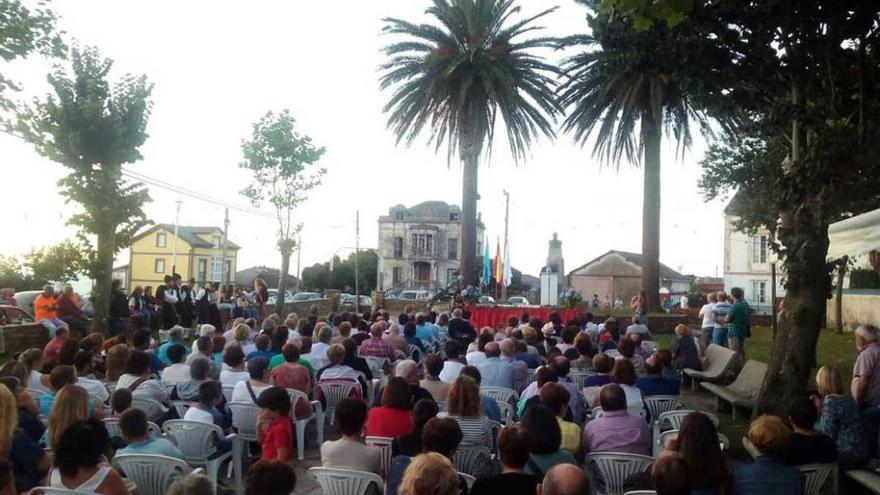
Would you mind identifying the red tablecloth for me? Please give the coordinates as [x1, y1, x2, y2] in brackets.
[464, 306, 581, 329]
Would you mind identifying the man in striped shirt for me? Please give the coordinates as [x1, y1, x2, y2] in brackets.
[358, 322, 397, 361]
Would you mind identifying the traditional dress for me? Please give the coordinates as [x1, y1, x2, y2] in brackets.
[177, 284, 195, 328]
[158, 284, 179, 330]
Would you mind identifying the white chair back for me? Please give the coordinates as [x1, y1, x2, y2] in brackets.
[453, 445, 493, 479]
[408, 344, 422, 360]
[655, 429, 729, 457]
[365, 436, 393, 476]
[623, 491, 657, 495]
[221, 384, 234, 402]
[459, 472, 476, 490]
[655, 410, 719, 430]
[309, 467, 384, 495]
[131, 396, 165, 422]
[644, 395, 682, 422]
[33, 488, 95, 495]
[568, 370, 596, 388]
[316, 381, 360, 425]
[497, 401, 515, 425]
[480, 386, 519, 406]
[113, 453, 192, 495]
[161, 420, 223, 465]
[169, 400, 196, 419]
[103, 417, 161, 439]
[228, 402, 261, 442]
[799, 463, 835, 495]
[587, 452, 654, 495]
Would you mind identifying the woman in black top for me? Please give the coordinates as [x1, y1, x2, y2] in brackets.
[470, 425, 540, 495]
[392, 399, 439, 457]
[781, 397, 838, 465]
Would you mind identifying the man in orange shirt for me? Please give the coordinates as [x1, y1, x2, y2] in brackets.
[33, 285, 69, 338]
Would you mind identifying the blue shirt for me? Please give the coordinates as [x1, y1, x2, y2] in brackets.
[117, 437, 186, 461]
[734, 457, 804, 495]
[481, 395, 501, 423]
[477, 357, 514, 389]
[415, 324, 439, 345]
[146, 350, 163, 374]
[515, 352, 541, 369]
[246, 350, 276, 362]
[635, 376, 680, 397]
[158, 340, 191, 366]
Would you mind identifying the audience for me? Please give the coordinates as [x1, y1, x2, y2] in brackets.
[521, 405, 576, 476]
[669, 412, 731, 493]
[270, 344, 311, 408]
[73, 350, 110, 403]
[366, 377, 414, 438]
[734, 415, 804, 495]
[538, 463, 590, 495]
[219, 345, 249, 386]
[781, 396, 837, 465]
[607, 359, 645, 417]
[0, 384, 49, 493]
[439, 340, 466, 383]
[19, 349, 51, 393]
[316, 344, 368, 397]
[471, 425, 540, 495]
[41, 325, 69, 370]
[170, 358, 212, 401]
[635, 359, 680, 398]
[477, 342, 513, 389]
[0, 375, 44, 442]
[387, 417, 467, 495]
[616, 338, 646, 377]
[583, 384, 649, 455]
[167, 474, 214, 495]
[539, 382, 581, 459]
[109, 388, 132, 417]
[671, 324, 701, 371]
[39, 365, 77, 416]
[460, 365, 502, 422]
[186, 336, 220, 379]
[183, 381, 229, 433]
[245, 459, 297, 495]
[651, 455, 691, 495]
[443, 375, 492, 446]
[320, 397, 381, 473]
[420, 354, 450, 403]
[570, 333, 594, 371]
[117, 408, 185, 460]
[158, 326, 190, 365]
[161, 344, 191, 386]
[392, 399, 439, 457]
[256, 386, 293, 461]
[49, 419, 129, 495]
[500, 338, 529, 392]
[398, 452, 459, 495]
[814, 365, 869, 468]
[359, 322, 397, 361]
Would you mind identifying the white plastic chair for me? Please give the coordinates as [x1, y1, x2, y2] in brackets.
[652, 410, 719, 451]
[459, 472, 476, 491]
[316, 381, 360, 426]
[227, 401, 261, 460]
[655, 430, 729, 457]
[288, 389, 325, 460]
[453, 445, 493, 479]
[488, 420, 503, 454]
[112, 453, 192, 495]
[587, 452, 654, 495]
[623, 491, 657, 495]
[221, 384, 235, 402]
[103, 417, 161, 439]
[799, 463, 835, 495]
[309, 467, 384, 495]
[162, 420, 241, 495]
[527, 368, 537, 384]
[170, 400, 196, 419]
[32, 488, 95, 495]
[496, 401, 515, 425]
[644, 395, 681, 422]
[408, 344, 422, 360]
[365, 436, 393, 477]
[131, 396, 166, 423]
[481, 386, 519, 406]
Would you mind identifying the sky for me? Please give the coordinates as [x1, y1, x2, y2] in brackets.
[2, 0, 729, 284]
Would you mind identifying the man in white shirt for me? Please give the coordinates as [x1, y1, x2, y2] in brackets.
[185, 336, 220, 379]
[311, 326, 333, 361]
[625, 315, 651, 339]
[698, 292, 717, 351]
[439, 340, 466, 384]
[161, 344, 192, 386]
[73, 351, 109, 403]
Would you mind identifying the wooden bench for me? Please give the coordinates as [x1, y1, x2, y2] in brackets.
[683, 344, 738, 391]
[701, 360, 766, 420]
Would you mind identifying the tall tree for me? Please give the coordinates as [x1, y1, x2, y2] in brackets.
[18, 46, 152, 332]
[699, 1, 880, 415]
[0, 0, 64, 122]
[239, 110, 325, 317]
[379, 0, 560, 286]
[24, 240, 89, 284]
[557, 0, 740, 310]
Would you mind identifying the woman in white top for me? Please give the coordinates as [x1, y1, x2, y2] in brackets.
[116, 350, 169, 406]
[219, 345, 250, 386]
[50, 418, 129, 495]
[231, 355, 272, 404]
[18, 349, 51, 393]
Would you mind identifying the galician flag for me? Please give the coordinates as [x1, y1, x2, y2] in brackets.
[481, 236, 491, 286]
[493, 238, 503, 283]
[503, 242, 512, 287]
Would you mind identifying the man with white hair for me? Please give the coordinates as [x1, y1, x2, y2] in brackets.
[198, 324, 216, 338]
[394, 359, 434, 404]
[477, 342, 514, 389]
[500, 338, 529, 393]
[853, 324, 880, 410]
[537, 464, 590, 495]
[311, 325, 334, 360]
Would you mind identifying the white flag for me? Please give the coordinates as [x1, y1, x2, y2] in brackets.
[503, 242, 512, 287]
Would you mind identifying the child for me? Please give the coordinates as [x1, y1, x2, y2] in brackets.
[110, 388, 133, 417]
[256, 386, 293, 461]
[671, 324, 702, 372]
[184, 381, 233, 456]
[117, 408, 186, 460]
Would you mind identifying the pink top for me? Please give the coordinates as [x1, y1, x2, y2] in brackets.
[365, 406, 413, 438]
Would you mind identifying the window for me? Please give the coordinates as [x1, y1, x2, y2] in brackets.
[197, 258, 207, 284]
[156, 233, 167, 248]
[210, 256, 223, 282]
[392, 266, 402, 285]
[212, 235, 222, 249]
[752, 235, 768, 264]
[394, 211, 404, 220]
[410, 233, 434, 255]
[447, 238, 458, 260]
[449, 212, 459, 221]
[154, 258, 166, 274]
[751, 280, 767, 304]
[393, 237, 404, 258]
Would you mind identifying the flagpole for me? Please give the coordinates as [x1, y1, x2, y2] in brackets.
[501, 190, 510, 302]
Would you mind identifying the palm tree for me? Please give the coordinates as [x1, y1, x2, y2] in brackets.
[379, 0, 560, 287]
[557, 2, 738, 310]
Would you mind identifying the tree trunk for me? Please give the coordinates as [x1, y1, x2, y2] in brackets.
[641, 116, 662, 311]
[275, 239, 295, 317]
[91, 224, 116, 334]
[835, 260, 846, 334]
[754, 217, 830, 416]
[460, 149, 480, 287]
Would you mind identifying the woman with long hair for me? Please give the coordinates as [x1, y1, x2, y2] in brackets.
[366, 377, 414, 438]
[46, 385, 95, 450]
[104, 344, 131, 383]
[49, 418, 128, 495]
[253, 278, 269, 320]
[673, 412, 731, 493]
[443, 375, 491, 446]
[18, 348, 51, 393]
[0, 384, 50, 492]
[0, 366, 44, 440]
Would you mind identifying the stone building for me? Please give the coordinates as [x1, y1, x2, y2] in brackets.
[567, 250, 690, 304]
[376, 201, 483, 292]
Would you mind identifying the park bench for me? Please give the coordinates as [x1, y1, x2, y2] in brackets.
[683, 344, 738, 391]
[700, 359, 767, 420]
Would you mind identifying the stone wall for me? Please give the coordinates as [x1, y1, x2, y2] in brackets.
[826, 290, 880, 332]
[1, 324, 50, 355]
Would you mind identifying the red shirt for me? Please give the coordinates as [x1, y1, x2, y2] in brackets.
[365, 406, 413, 438]
[42, 337, 66, 366]
[261, 416, 293, 461]
[270, 364, 311, 418]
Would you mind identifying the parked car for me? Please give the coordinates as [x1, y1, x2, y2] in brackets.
[478, 295, 496, 305]
[0, 305, 35, 326]
[506, 296, 531, 306]
[397, 290, 430, 301]
[266, 289, 295, 306]
[291, 292, 322, 302]
[11, 289, 94, 317]
[341, 294, 372, 308]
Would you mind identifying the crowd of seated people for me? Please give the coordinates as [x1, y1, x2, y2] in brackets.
[3, 301, 880, 495]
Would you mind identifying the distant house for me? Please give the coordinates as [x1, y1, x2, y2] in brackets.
[567, 250, 691, 303]
[723, 197, 786, 314]
[125, 224, 239, 289]
[693, 276, 725, 294]
[376, 201, 484, 292]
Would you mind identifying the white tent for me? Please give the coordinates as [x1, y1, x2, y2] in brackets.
[827, 208, 880, 260]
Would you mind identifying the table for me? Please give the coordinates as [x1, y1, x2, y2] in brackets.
[464, 306, 581, 329]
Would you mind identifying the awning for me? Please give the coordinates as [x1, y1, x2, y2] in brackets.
[827, 208, 880, 260]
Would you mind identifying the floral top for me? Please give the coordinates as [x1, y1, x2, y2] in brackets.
[816, 394, 869, 462]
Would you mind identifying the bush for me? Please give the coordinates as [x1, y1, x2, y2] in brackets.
[850, 269, 880, 289]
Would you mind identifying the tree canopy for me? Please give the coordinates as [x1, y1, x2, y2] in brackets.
[301, 250, 378, 293]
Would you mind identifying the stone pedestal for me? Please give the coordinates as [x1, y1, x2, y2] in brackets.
[325, 289, 341, 312]
[372, 290, 385, 311]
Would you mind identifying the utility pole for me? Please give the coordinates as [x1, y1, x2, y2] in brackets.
[171, 200, 182, 274]
[355, 210, 360, 312]
[501, 190, 510, 302]
[295, 232, 302, 293]
[221, 207, 229, 284]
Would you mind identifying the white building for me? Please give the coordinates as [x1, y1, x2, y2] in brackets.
[376, 201, 484, 292]
[723, 199, 786, 314]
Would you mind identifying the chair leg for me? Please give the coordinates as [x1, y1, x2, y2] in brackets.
[316, 411, 325, 446]
[207, 460, 221, 495]
[295, 420, 307, 461]
[233, 440, 244, 495]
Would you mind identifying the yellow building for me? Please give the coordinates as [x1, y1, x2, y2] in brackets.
[124, 224, 240, 289]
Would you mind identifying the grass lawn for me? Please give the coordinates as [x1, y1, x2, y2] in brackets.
[652, 326, 858, 457]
